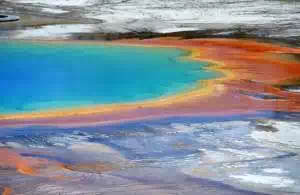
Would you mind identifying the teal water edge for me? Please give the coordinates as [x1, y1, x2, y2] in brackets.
[0, 41, 217, 114]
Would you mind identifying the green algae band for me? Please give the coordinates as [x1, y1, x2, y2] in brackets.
[0, 41, 216, 114]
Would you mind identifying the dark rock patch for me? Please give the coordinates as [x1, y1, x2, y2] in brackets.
[0, 15, 20, 22]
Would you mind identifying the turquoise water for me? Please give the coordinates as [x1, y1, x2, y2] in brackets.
[0, 41, 217, 114]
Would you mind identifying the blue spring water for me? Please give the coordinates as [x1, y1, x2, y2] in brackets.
[0, 41, 217, 114]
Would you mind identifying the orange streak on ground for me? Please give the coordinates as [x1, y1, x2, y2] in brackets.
[2, 187, 12, 195]
[0, 38, 300, 127]
[16, 163, 35, 175]
[0, 148, 66, 178]
[0, 148, 34, 175]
